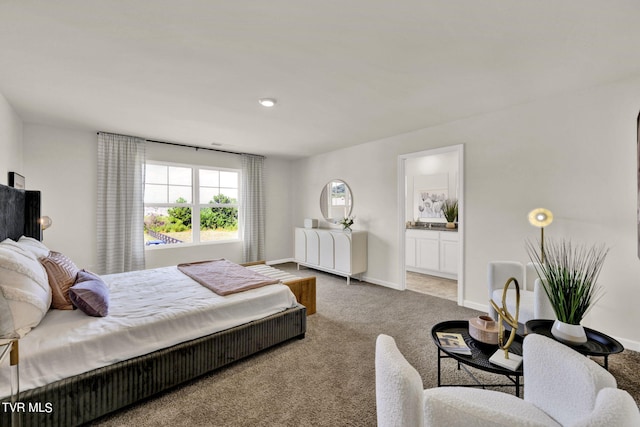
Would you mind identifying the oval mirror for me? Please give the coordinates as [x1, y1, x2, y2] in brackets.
[320, 179, 353, 223]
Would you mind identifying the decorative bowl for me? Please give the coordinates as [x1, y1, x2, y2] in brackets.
[469, 315, 499, 345]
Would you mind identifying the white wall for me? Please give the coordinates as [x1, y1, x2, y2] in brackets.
[23, 125, 98, 269]
[292, 76, 640, 350]
[263, 156, 295, 262]
[0, 92, 23, 184]
[22, 125, 294, 270]
[292, 143, 401, 288]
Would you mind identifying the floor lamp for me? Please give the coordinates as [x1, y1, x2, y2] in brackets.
[528, 208, 553, 263]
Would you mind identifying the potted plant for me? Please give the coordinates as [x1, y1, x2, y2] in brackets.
[526, 238, 608, 344]
[339, 215, 355, 232]
[441, 198, 458, 229]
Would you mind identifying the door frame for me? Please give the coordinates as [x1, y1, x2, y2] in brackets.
[397, 144, 464, 305]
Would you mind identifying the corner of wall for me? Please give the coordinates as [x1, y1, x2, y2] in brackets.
[0, 91, 24, 185]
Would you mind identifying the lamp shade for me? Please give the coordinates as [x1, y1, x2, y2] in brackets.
[528, 208, 553, 228]
[40, 216, 52, 230]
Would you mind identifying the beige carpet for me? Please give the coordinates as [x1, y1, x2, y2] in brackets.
[91, 263, 640, 427]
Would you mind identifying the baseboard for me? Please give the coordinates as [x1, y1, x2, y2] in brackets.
[266, 258, 295, 266]
[361, 275, 402, 290]
[406, 266, 457, 281]
[465, 300, 489, 313]
[616, 336, 640, 352]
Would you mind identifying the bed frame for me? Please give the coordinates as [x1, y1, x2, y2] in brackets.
[0, 183, 306, 426]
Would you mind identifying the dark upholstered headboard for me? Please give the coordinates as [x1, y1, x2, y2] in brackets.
[0, 183, 42, 241]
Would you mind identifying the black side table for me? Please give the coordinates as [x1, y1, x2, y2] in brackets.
[525, 319, 624, 370]
[431, 320, 524, 397]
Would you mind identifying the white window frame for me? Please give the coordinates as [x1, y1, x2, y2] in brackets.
[144, 160, 241, 249]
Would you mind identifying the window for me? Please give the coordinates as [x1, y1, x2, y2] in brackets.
[143, 162, 239, 247]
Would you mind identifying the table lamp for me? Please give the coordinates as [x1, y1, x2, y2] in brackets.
[39, 216, 52, 231]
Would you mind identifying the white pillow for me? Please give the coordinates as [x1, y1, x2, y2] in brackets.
[0, 240, 52, 338]
[17, 236, 50, 259]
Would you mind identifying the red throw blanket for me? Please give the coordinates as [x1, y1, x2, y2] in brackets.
[177, 259, 280, 296]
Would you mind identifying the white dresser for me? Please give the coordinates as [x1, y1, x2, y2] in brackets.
[294, 227, 367, 284]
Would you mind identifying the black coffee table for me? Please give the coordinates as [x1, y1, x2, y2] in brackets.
[431, 320, 524, 397]
[525, 319, 624, 370]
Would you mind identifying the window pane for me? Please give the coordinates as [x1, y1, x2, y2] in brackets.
[169, 185, 192, 203]
[199, 169, 219, 187]
[169, 166, 192, 185]
[331, 182, 346, 206]
[199, 207, 238, 242]
[145, 184, 168, 203]
[220, 171, 238, 188]
[144, 163, 240, 248]
[144, 206, 193, 245]
[200, 187, 219, 204]
[146, 164, 167, 184]
[219, 188, 238, 202]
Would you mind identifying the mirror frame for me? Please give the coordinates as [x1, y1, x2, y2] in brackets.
[320, 179, 353, 224]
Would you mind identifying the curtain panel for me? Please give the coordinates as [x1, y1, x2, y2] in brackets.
[97, 132, 146, 274]
[241, 154, 265, 262]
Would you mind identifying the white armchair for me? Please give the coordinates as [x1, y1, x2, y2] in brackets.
[525, 262, 540, 291]
[375, 333, 640, 427]
[488, 261, 555, 324]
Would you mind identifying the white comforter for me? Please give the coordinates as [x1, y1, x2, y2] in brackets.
[0, 266, 297, 399]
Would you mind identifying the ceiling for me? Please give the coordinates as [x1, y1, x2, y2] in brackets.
[1, 1, 640, 159]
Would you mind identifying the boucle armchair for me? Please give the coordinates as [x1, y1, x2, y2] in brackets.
[488, 261, 555, 323]
[375, 334, 640, 427]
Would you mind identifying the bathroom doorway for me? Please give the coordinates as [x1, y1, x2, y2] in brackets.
[397, 145, 464, 305]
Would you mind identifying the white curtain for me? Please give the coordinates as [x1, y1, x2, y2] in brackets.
[241, 154, 265, 262]
[97, 132, 146, 274]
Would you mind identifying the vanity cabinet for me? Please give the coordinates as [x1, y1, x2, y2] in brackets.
[439, 232, 459, 275]
[295, 228, 367, 284]
[406, 229, 458, 279]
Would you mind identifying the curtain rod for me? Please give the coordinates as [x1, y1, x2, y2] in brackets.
[97, 132, 264, 158]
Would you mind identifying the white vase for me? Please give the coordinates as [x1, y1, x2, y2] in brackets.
[551, 320, 587, 345]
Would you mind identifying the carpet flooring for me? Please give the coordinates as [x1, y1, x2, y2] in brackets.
[91, 263, 640, 427]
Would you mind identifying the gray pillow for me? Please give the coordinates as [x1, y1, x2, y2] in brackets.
[69, 270, 109, 317]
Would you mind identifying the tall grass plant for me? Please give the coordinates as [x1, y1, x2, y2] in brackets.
[526, 238, 608, 325]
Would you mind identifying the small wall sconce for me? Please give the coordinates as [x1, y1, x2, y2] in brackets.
[40, 216, 53, 231]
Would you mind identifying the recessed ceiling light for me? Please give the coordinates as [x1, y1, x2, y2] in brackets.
[258, 98, 277, 107]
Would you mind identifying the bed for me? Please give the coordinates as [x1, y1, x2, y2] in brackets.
[0, 183, 307, 427]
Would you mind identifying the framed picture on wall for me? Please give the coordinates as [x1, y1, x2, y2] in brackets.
[8, 172, 25, 189]
[416, 188, 447, 219]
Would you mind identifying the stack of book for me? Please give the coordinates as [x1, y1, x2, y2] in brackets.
[436, 332, 472, 355]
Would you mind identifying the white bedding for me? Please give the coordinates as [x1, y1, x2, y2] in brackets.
[0, 266, 297, 399]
